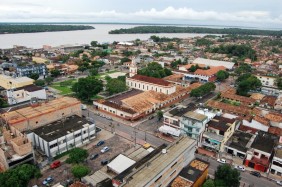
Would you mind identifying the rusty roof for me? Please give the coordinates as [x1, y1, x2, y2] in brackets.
[129, 74, 172, 86]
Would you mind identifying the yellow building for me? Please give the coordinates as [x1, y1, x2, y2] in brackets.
[0, 75, 34, 89]
[171, 159, 209, 187]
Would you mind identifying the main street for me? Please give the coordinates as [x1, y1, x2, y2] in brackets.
[82, 109, 169, 147]
[196, 154, 278, 187]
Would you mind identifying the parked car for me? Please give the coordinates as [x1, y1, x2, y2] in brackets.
[234, 165, 245, 171]
[50, 160, 61, 169]
[90, 153, 99, 160]
[101, 146, 110, 153]
[277, 181, 282, 186]
[96, 140, 105, 147]
[42, 176, 54, 185]
[217, 158, 226, 164]
[148, 116, 154, 120]
[101, 159, 109, 165]
[250, 171, 261, 177]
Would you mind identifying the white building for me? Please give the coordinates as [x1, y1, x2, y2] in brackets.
[4, 85, 47, 105]
[126, 75, 176, 95]
[270, 149, 282, 178]
[193, 58, 235, 70]
[27, 115, 96, 158]
[255, 75, 276, 87]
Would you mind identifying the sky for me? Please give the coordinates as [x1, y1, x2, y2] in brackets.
[0, 0, 282, 28]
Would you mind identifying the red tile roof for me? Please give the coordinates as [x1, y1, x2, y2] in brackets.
[195, 66, 226, 76]
[129, 74, 171, 86]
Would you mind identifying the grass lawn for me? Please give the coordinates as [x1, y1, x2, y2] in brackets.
[50, 79, 77, 95]
[95, 70, 118, 79]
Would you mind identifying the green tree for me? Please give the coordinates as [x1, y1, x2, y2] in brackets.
[29, 73, 39, 80]
[89, 68, 98, 76]
[50, 69, 60, 77]
[170, 59, 181, 69]
[34, 79, 45, 87]
[189, 64, 199, 72]
[157, 110, 163, 121]
[90, 41, 98, 47]
[215, 164, 240, 187]
[120, 57, 131, 64]
[66, 148, 88, 164]
[234, 63, 252, 75]
[71, 165, 90, 180]
[236, 74, 262, 96]
[45, 76, 54, 85]
[0, 164, 41, 187]
[72, 76, 103, 102]
[138, 62, 172, 78]
[190, 82, 216, 97]
[276, 77, 282, 90]
[203, 179, 215, 187]
[106, 78, 127, 95]
[216, 70, 229, 81]
[0, 97, 8, 108]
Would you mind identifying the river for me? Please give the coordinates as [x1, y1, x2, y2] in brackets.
[0, 24, 209, 49]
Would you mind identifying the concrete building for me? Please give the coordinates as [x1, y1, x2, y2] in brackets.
[225, 130, 254, 159]
[244, 131, 278, 172]
[16, 63, 47, 78]
[193, 58, 235, 70]
[0, 74, 34, 90]
[1, 97, 81, 132]
[126, 75, 176, 95]
[171, 159, 209, 187]
[0, 126, 34, 172]
[269, 149, 282, 179]
[4, 84, 47, 105]
[113, 137, 196, 187]
[27, 115, 96, 158]
[255, 75, 276, 87]
[201, 116, 237, 152]
[180, 109, 216, 140]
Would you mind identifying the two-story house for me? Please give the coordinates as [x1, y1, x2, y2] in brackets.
[269, 149, 282, 179]
[201, 116, 237, 152]
[244, 131, 278, 172]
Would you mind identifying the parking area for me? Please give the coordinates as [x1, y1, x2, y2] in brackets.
[29, 134, 133, 187]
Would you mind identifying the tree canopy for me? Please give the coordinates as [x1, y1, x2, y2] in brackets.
[29, 73, 39, 80]
[234, 63, 252, 75]
[216, 70, 229, 81]
[203, 179, 215, 187]
[208, 44, 257, 61]
[236, 73, 262, 96]
[109, 26, 282, 37]
[66, 148, 88, 164]
[71, 165, 90, 180]
[0, 164, 41, 187]
[190, 82, 216, 97]
[215, 164, 241, 187]
[50, 69, 60, 77]
[34, 79, 45, 87]
[106, 77, 127, 95]
[276, 77, 282, 90]
[138, 62, 172, 78]
[72, 76, 103, 102]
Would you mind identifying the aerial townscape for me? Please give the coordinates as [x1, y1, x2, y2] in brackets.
[0, 1, 282, 187]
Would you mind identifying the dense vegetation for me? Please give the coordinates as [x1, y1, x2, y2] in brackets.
[138, 62, 172, 78]
[236, 73, 262, 96]
[0, 164, 41, 187]
[150, 35, 180, 43]
[208, 44, 257, 61]
[106, 76, 128, 95]
[0, 24, 94, 34]
[190, 82, 216, 97]
[109, 26, 282, 37]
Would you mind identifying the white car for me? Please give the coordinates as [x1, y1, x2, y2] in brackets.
[277, 181, 282, 186]
[217, 158, 226, 164]
[101, 146, 110, 153]
[235, 165, 245, 171]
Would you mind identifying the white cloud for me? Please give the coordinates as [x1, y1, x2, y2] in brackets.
[0, 4, 281, 26]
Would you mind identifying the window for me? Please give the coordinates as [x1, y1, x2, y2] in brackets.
[270, 169, 276, 174]
[277, 172, 282, 176]
[170, 170, 176, 176]
[50, 143, 58, 149]
[273, 161, 282, 167]
[155, 175, 162, 183]
[83, 130, 87, 134]
[75, 133, 81, 138]
[254, 152, 259, 156]
[171, 162, 177, 168]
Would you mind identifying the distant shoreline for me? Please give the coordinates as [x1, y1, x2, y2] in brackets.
[0, 24, 95, 34]
[109, 26, 282, 37]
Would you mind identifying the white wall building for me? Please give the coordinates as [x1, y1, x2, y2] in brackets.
[270, 149, 282, 178]
[255, 75, 276, 87]
[27, 115, 96, 158]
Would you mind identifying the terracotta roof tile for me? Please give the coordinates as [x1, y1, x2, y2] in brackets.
[194, 66, 226, 76]
[129, 74, 171, 86]
[265, 112, 282, 122]
[207, 100, 252, 116]
[253, 115, 270, 126]
[260, 96, 277, 107]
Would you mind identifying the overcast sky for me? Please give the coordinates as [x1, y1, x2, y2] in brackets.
[1, 0, 282, 28]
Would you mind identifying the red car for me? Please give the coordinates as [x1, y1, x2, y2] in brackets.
[50, 160, 61, 169]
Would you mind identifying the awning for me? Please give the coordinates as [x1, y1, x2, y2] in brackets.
[159, 125, 181, 137]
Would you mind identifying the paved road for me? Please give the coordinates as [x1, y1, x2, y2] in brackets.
[196, 154, 278, 187]
[83, 110, 169, 147]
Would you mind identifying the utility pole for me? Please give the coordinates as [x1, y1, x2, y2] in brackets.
[145, 131, 147, 142]
[133, 127, 138, 146]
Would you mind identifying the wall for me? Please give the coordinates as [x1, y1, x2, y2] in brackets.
[126, 78, 176, 95]
[256, 75, 276, 87]
[0, 75, 34, 89]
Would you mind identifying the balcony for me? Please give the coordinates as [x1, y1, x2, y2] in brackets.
[203, 131, 224, 142]
[202, 142, 220, 150]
